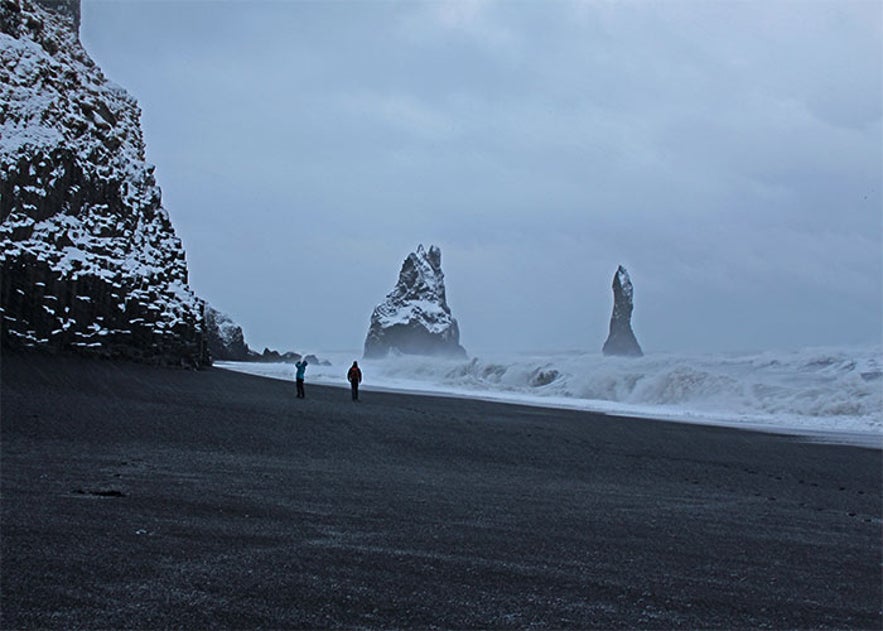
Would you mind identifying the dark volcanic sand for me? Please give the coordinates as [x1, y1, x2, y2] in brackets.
[1, 353, 880, 629]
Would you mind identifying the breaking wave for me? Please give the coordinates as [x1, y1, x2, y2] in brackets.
[219, 345, 882, 444]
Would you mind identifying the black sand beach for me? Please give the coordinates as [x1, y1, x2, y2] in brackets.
[2, 353, 880, 629]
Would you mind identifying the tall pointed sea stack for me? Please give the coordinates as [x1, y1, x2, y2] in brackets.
[602, 265, 643, 357]
[0, 0, 207, 364]
[364, 244, 466, 359]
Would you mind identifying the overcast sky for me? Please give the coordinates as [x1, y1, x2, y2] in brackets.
[80, 0, 881, 355]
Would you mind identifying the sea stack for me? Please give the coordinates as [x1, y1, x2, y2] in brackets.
[364, 244, 467, 359]
[602, 265, 643, 357]
[0, 0, 208, 365]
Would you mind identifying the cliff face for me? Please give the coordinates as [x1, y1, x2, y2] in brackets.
[0, 0, 208, 365]
[602, 265, 643, 357]
[364, 244, 467, 359]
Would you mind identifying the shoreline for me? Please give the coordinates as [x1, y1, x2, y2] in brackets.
[3, 352, 881, 629]
[216, 361, 883, 450]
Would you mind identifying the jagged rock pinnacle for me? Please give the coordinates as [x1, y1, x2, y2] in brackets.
[364, 244, 467, 359]
[602, 265, 643, 357]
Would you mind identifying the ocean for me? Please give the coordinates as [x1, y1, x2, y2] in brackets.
[218, 345, 882, 447]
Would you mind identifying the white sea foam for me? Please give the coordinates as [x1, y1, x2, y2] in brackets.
[217, 345, 882, 447]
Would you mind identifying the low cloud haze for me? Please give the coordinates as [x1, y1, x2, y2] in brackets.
[80, 0, 881, 354]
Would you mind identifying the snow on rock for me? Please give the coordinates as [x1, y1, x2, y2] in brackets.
[364, 244, 467, 359]
[204, 305, 250, 361]
[602, 265, 643, 357]
[0, 0, 208, 365]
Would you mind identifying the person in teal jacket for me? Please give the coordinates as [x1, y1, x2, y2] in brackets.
[295, 359, 308, 398]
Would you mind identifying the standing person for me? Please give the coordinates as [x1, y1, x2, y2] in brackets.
[294, 359, 308, 398]
[347, 361, 362, 401]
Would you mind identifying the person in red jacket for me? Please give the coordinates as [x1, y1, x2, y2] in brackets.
[347, 361, 362, 401]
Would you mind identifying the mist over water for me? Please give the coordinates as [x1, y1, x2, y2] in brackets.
[219, 344, 882, 446]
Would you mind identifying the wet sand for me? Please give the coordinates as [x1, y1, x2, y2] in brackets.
[2, 352, 880, 629]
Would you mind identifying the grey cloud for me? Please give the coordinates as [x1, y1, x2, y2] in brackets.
[80, 0, 881, 354]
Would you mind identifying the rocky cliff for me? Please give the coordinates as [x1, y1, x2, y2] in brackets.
[204, 306, 250, 361]
[364, 244, 466, 359]
[602, 265, 643, 357]
[204, 305, 324, 364]
[0, 0, 208, 365]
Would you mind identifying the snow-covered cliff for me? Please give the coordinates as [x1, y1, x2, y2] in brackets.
[0, 0, 207, 364]
[364, 244, 466, 359]
[602, 265, 643, 357]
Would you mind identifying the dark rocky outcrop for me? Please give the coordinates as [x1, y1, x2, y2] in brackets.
[204, 306, 250, 361]
[249, 348, 303, 364]
[204, 306, 327, 365]
[0, 0, 207, 365]
[303, 354, 331, 366]
[602, 265, 643, 357]
[364, 244, 466, 359]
